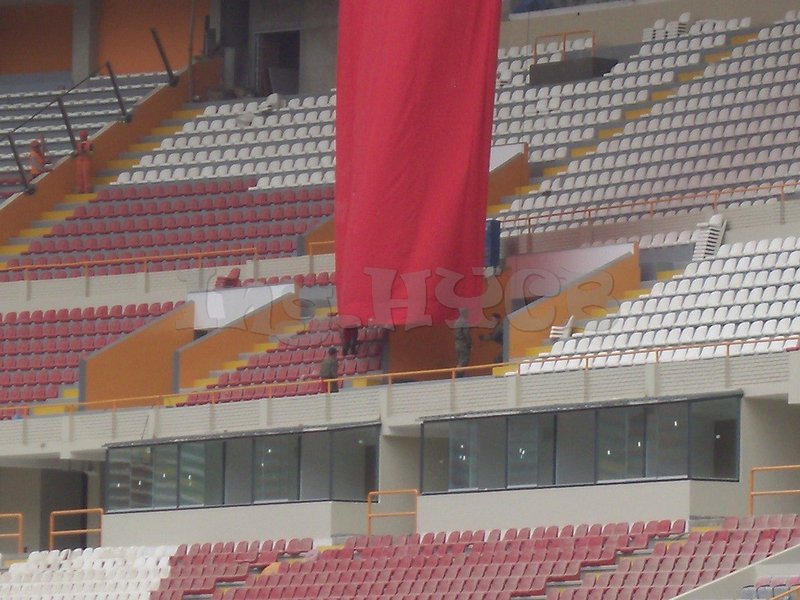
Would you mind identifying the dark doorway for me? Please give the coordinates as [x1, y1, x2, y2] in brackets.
[257, 31, 300, 96]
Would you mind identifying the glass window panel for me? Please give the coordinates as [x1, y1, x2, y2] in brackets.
[597, 406, 645, 482]
[224, 438, 253, 505]
[476, 417, 506, 490]
[107, 447, 133, 512]
[449, 420, 478, 490]
[129, 446, 154, 509]
[507, 413, 555, 487]
[152, 444, 178, 509]
[300, 431, 330, 500]
[645, 403, 689, 478]
[556, 410, 596, 485]
[332, 426, 379, 501]
[422, 422, 450, 493]
[690, 397, 739, 480]
[254, 435, 299, 502]
[179, 441, 223, 507]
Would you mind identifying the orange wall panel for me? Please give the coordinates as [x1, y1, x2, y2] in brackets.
[83, 302, 196, 408]
[488, 147, 530, 206]
[0, 5, 73, 74]
[96, 0, 210, 75]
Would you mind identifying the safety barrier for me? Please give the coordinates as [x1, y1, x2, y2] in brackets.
[49, 508, 103, 551]
[367, 489, 418, 536]
[749, 465, 800, 516]
[0, 513, 24, 554]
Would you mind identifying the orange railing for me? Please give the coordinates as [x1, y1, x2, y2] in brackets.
[0, 513, 24, 554]
[4, 334, 799, 420]
[367, 489, 418, 536]
[1, 246, 260, 280]
[533, 29, 596, 64]
[772, 584, 800, 600]
[49, 508, 103, 551]
[749, 465, 800, 516]
[512, 180, 795, 233]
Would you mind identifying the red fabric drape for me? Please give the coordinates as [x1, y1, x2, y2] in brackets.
[335, 0, 500, 327]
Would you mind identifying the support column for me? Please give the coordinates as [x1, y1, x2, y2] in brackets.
[72, 0, 98, 83]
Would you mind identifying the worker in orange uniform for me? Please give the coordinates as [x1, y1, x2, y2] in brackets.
[74, 130, 94, 193]
[29, 138, 50, 179]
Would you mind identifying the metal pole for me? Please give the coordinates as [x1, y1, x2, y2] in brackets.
[187, 0, 197, 101]
[151, 28, 179, 87]
[56, 96, 77, 151]
[105, 62, 131, 123]
[7, 134, 33, 194]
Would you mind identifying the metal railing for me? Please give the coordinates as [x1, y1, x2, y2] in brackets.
[0, 513, 24, 554]
[749, 465, 800, 516]
[366, 489, 418, 536]
[772, 584, 800, 600]
[49, 508, 103, 551]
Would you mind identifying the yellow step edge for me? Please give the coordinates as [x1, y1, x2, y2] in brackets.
[0, 262, 7, 269]
[598, 126, 624, 139]
[254, 342, 279, 352]
[704, 52, 730, 65]
[282, 323, 307, 334]
[657, 268, 684, 280]
[542, 165, 567, 177]
[624, 107, 651, 120]
[130, 142, 162, 152]
[62, 388, 80, 399]
[651, 88, 675, 102]
[32, 404, 74, 416]
[515, 184, 540, 194]
[164, 395, 184, 408]
[222, 359, 248, 370]
[20, 227, 51, 238]
[584, 306, 609, 318]
[571, 145, 598, 158]
[0, 244, 28, 255]
[731, 33, 757, 46]
[92, 175, 118, 185]
[493, 364, 518, 377]
[486, 203, 512, 215]
[192, 377, 218, 389]
[172, 108, 205, 119]
[351, 377, 370, 388]
[108, 158, 141, 170]
[151, 125, 184, 136]
[314, 306, 335, 317]
[678, 69, 705, 82]
[526, 345, 551, 357]
[63, 193, 97, 203]
[621, 288, 650, 300]
[42, 210, 73, 221]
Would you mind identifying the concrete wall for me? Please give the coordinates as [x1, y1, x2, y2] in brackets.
[103, 500, 366, 545]
[0, 467, 42, 553]
[374, 434, 420, 535]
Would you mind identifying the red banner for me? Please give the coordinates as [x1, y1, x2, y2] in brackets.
[335, 0, 500, 327]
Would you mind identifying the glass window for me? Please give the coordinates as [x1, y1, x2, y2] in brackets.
[646, 403, 689, 478]
[556, 410, 596, 485]
[152, 444, 178, 508]
[332, 426, 379, 501]
[128, 446, 154, 509]
[597, 406, 645, 482]
[254, 435, 299, 502]
[179, 441, 224, 507]
[449, 420, 477, 490]
[422, 421, 450, 493]
[300, 431, 331, 500]
[507, 413, 555, 487]
[107, 447, 134, 512]
[224, 438, 253, 505]
[690, 397, 739, 480]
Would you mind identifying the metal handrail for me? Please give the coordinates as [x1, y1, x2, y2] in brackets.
[49, 508, 103, 551]
[6, 333, 799, 419]
[749, 465, 800, 516]
[0, 513, 24, 554]
[366, 489, 418, 536]
[771, 583, 800, 600]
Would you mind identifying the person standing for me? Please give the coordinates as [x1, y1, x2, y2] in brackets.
[29, 138, 49, 179]
[320, 346, 340, 393]
[74, 130, 94, 193]
[454, 308, 472, 377]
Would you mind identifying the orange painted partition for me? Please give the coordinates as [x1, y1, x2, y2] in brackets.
[488, 145, 529, 206]
[507, 247, 641, 359]
[176, 293, 301, 389]
[0, 5, 73, 74]
[305, 218, 335, 255]
[96, 0, 210, 75]
[82, 302, 195, 408]
[0, 58, 221, 248]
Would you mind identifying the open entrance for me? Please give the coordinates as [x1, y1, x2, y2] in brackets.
[257, 30, 300, 96]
